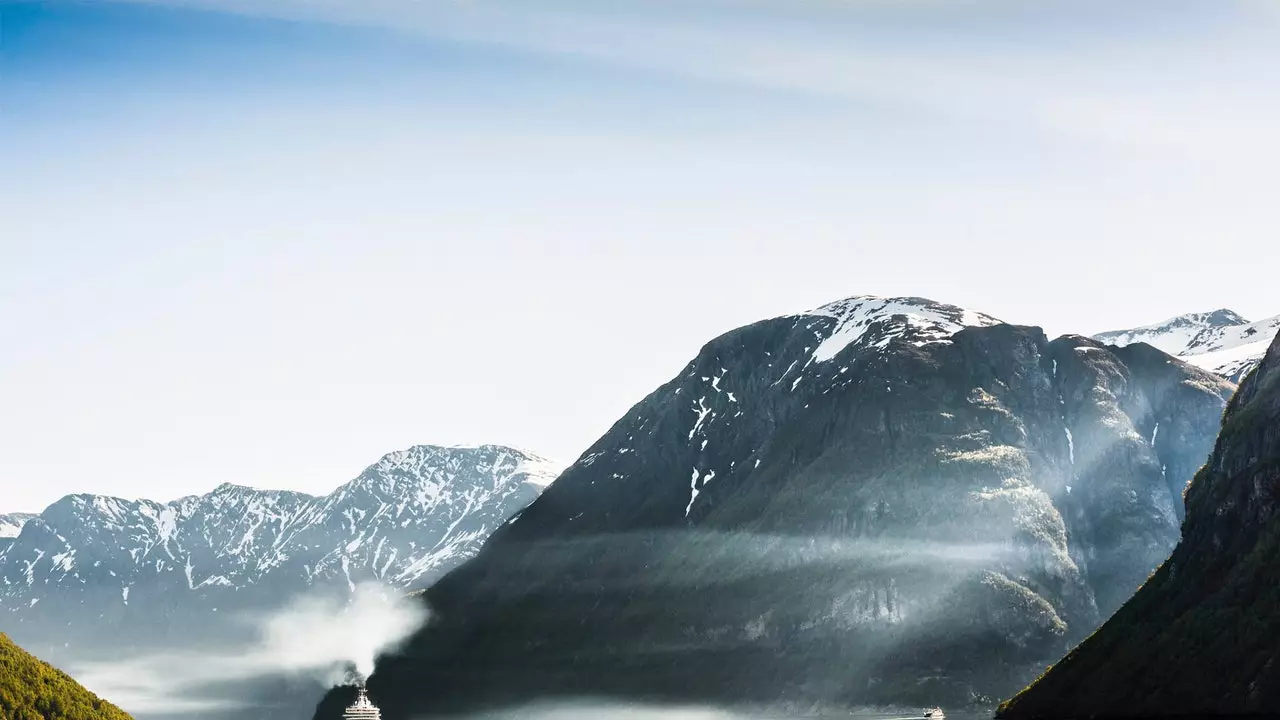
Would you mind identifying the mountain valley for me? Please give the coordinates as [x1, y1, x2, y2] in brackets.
[312, 295, 1239, 718]
[11, 298, 1276, 720]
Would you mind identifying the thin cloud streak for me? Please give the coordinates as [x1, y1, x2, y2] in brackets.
[117, 0, 1280, 162]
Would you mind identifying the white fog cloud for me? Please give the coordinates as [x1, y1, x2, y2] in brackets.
[71, 583, 428, 714]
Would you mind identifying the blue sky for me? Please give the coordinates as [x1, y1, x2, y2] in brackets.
[3, 0, 1279, 511]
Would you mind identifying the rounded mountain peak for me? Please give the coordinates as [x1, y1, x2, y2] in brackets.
[1202, 308, 1250, 327]
[801, 295, 1004, 362]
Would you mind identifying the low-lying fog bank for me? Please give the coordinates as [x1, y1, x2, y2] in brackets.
[429, 700, 991, 720]
[67, 582, 425, 720]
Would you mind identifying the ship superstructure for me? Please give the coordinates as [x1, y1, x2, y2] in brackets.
[342, 685, 382, 720]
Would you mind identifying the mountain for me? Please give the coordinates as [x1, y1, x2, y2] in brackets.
[313, 295, 1235, 719]
[1095, 309, 1280, 382]
[0, 513, 36, 537]
[0, 513, 36, 553]
[0, 444, 559, 656]
[998, 332, 1280, 717]
[0, 631, 132, 720]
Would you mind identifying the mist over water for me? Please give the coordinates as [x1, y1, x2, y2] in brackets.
[65, 536, 1008, 717]
[436, 701, 743, 720]
[469, 530, 1014, 589]
[70, 582, 427, 715]
[428, 699, 989, 720]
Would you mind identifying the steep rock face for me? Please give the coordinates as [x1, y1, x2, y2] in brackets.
[1095, 309, 1279, 382]
[999, 333, 1280, 718]
[0, 445, 558, 656]
[314, 296, 1233, 719]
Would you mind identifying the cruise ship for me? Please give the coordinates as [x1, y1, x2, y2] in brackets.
[342, 685, 382, 720]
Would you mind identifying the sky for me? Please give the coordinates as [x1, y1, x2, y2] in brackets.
[2, 0, 1279, 512]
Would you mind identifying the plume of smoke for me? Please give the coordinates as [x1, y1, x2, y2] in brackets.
[256, 581, 428, 683]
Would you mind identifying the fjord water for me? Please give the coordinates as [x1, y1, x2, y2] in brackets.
[361, 700, 992, 720]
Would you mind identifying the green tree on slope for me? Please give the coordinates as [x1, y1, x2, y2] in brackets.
[0, 633, 132, 720]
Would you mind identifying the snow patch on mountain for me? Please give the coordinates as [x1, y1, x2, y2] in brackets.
[1095, 309, 1279, 382]
[1094, 309, 1248, 354]
[804, 296, 1004, 363]
[511, 454, 564, 488]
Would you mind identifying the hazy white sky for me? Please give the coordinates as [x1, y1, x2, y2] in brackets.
[3, 0, 1279, 511]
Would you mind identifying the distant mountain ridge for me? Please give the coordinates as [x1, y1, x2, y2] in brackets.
[0, 444, 560, 655]
[0, 513, 36, 554]
[314, 295, 1236, 718]
[0, 513, 36, 538]
[1095, 309, 1279, 382]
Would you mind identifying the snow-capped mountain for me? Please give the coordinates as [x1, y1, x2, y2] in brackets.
[804, 295, 1003, 361]
[1095, 309, 1280, 382]
[0, 444, 560, 654]
[0, 513, 35, 539]
[0, 514, 36, 554]
[322, 295, 1234, 717]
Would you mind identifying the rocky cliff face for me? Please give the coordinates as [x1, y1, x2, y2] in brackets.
[0, 445, 558, 657]
[313, 296, 1234, 718]
[998, 333, 1280, 718]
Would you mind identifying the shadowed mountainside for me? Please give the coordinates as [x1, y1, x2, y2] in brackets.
[999, 332, 1280, 718]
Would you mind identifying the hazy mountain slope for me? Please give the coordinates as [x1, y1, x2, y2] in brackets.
[313, 296, 1234, 719]
[0, 445, 558, 655]
[0, 631, 132, 720]
[999, 333, 1280, 718]
[1096, 309, 1279, 382]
